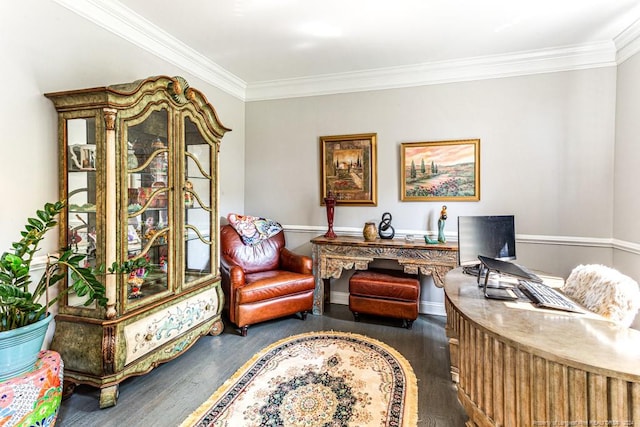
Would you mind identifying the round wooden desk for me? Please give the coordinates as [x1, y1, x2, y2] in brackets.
[444, 268, 640, 427]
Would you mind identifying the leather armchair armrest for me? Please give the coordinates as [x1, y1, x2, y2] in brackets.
[280, 248, 313, 275]
[220, 261, 247, 325]
[221, 261, 247, 289]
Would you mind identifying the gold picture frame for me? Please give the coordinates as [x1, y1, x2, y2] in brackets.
[320, 133, 377, 206]
[400, 139, 480, 202]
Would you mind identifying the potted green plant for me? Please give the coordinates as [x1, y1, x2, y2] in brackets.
[0, 200, 145, 381]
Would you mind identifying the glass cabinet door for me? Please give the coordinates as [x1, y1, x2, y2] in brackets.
[183, 116, 214, 286]
[125, 109, 171, 303]
[66, 117, 98, 307]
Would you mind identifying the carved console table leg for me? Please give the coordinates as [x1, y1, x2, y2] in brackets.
[399, 262, 456, 288]
[323, 278, 331, 304]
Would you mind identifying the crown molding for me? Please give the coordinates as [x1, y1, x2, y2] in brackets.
[52, 0, 247, 100]
[56, 0, 627, 102]
[615, 17, 640, 64]
[245, 42, 616, 101]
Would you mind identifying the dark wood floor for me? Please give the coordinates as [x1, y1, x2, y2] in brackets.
[57, 304, 468, 426]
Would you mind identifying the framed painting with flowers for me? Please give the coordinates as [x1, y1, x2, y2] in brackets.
[400, 139, 480, 202]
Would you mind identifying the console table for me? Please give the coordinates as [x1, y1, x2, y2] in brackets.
[310, 235, 458, 315]
[444, 268, 640, 427]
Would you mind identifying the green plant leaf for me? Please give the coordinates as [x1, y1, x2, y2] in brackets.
[27, 217, 45, 230]
[0, 200, 116, 330]
[36, 209, 49, 222]
[69, 254, 86, 264]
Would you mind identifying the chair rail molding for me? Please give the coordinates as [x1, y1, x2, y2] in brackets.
[284, 224, 633, 252]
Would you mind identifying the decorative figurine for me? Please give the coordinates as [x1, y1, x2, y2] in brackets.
[378, 212, 395, 239]
[424, 234, 439, 244]
[438, 205, 447, 243]
[127, 271, 144, 299]
[324, 191, 337, 238]
[184, 180, 194, 208]
[160, 255, 168, 274]
[127, 140, 138, 170]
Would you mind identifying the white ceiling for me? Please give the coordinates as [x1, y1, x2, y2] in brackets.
[56, 0, 640, 100]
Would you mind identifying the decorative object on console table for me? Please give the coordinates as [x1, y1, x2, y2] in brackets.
[377, 212, 395, 239]
[438, 205, 447, 243]
[424, 235, 439, 244]
[45, 75, 230, 408]
[363, 222, 377, 241]
[320, 133, 377, 206]
[323, 191, 337, 238]
[400, 139, 480, 202]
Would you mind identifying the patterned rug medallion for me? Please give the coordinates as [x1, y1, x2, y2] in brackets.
[181, 331, 418, 427]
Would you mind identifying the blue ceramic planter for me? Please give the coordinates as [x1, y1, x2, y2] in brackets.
[0, 314, 52, 381]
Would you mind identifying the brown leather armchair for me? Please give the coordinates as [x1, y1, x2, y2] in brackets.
[220, 224, 315, 336]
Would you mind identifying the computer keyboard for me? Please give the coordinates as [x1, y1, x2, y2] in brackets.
[517, 280, 584, 313]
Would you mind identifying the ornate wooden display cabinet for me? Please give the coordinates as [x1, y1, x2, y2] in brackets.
[45, 76, 230, 408]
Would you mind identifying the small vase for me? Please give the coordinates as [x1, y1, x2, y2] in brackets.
[363, 222, 377, 241]
[324, 192, 337, 238]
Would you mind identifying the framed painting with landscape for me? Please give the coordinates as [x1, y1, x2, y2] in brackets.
[400, 139, 480, 202]
[320, 133, 377, 206]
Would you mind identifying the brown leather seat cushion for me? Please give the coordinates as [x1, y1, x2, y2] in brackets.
[349, 269, 420, 302]
[238, 271, 316, 304]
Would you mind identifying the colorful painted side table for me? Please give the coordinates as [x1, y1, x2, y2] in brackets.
[0, 350, 63, 426]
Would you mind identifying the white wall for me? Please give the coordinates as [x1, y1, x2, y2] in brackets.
[244, 67, 623, 311]
[613, 52, 640, 329]
[245, 68, 617, 267]
[614, 52, 640, 252]
[0, 0, 245, 256]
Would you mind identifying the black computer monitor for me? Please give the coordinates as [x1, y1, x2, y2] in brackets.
[457, 215, 516, 267]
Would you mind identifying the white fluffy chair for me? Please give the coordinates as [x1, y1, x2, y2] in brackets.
[562, 264, 640, 327]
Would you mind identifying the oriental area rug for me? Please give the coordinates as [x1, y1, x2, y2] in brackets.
[180, 331, 418, 427]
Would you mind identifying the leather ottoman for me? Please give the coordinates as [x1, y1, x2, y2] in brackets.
[349, 268, 420, 329]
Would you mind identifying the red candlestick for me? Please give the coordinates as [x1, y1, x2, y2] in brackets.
[324, 191, 337, 238]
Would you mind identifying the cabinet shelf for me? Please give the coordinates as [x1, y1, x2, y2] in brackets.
[69, 207, 97, 213]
